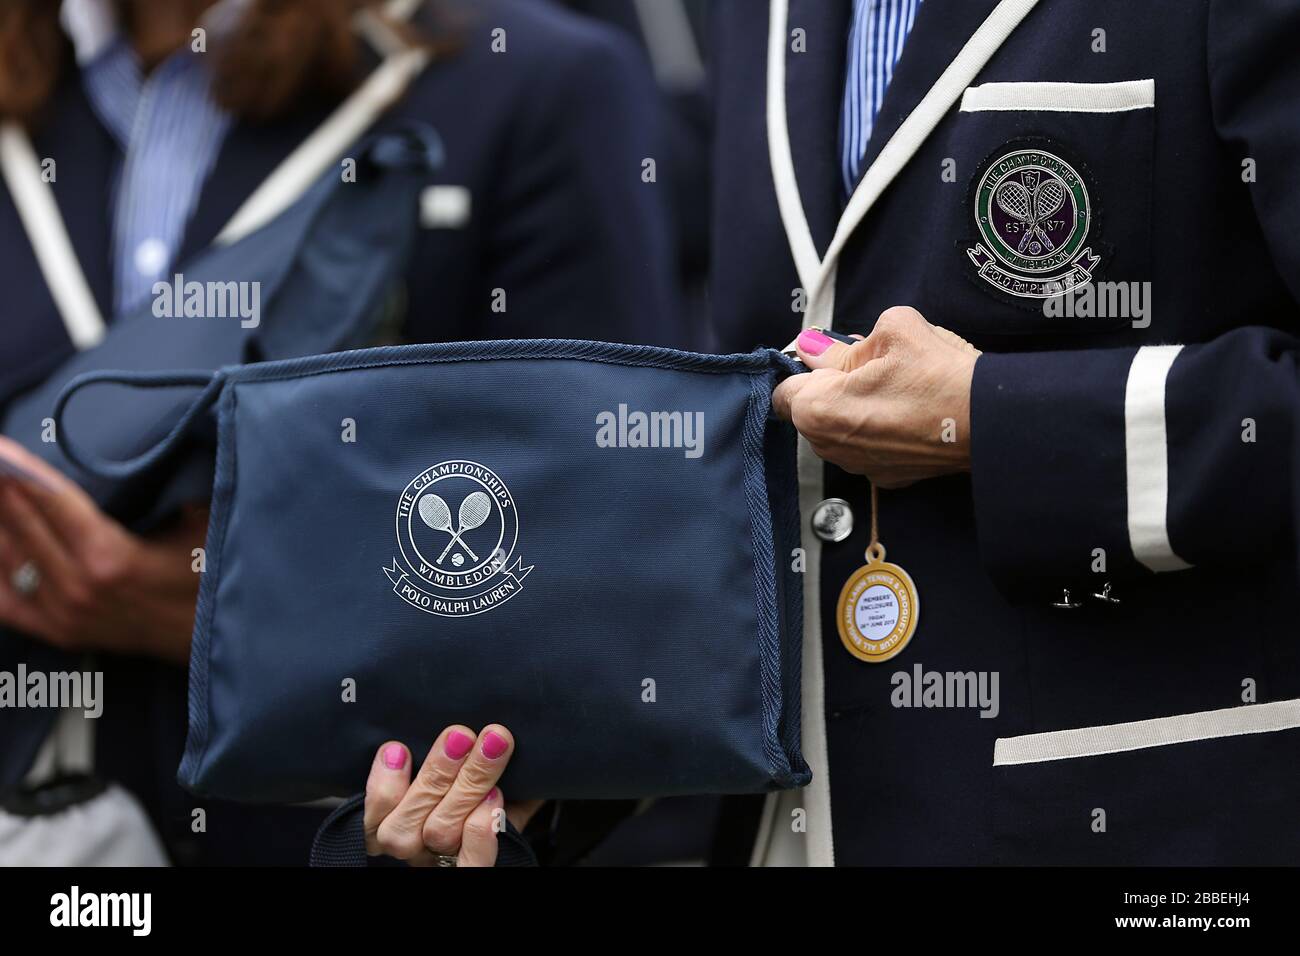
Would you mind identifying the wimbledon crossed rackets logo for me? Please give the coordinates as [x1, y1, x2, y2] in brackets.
[967, 146, 1101, 300]
[996, 170, 1066, 256]
[384, 460, 533, 618]
[418, 491, 492, 564]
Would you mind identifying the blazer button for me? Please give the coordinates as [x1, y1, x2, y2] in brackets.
[810, 498, 853, 542]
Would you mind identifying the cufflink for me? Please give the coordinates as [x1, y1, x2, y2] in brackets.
[1051, 588, 1083, 609]
[810, 497, 853, 542]
[1091, 582, 1121, 604]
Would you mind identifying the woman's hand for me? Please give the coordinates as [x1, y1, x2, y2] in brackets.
[0, 436, 204, 664]
[772, 307, 982, 489]
[365, 725, 544, 867]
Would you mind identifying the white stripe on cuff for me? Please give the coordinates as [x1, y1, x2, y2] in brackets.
[994, 698, 1300, 765]
[1124, 345, 1192, 572]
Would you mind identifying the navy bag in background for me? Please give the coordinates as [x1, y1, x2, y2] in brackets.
[54, 341, 811, 802]
[0, 124, 441, 790]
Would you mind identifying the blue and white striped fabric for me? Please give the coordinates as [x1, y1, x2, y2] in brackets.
[62, 0, 240, 319]
[81, 40, 232, 318]
[839, 0, 924, 194]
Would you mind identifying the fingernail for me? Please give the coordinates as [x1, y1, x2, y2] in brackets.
[798, 328, 833, 356]
[383, 744, 406, 770]
[444, 730, 473, 760]
[482, 787, 499, 804]
[481, 731, 509, 760]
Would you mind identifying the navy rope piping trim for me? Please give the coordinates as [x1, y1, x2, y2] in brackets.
[220, 339, 796, 386]
[177, 387, 238, 792]
[743, 370, 786, 781]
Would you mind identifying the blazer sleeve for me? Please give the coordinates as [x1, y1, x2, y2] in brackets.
[968, 0, 1300, 599]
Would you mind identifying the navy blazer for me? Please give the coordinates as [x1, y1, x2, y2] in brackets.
[0, 0, 684, 864]
[713, 0, 1300, 864]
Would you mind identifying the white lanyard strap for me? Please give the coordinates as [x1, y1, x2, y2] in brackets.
[215, 45, 430, 246]
[218, 0, 429, 245]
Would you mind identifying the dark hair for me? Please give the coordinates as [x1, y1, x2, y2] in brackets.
[0, 0, 446, 127]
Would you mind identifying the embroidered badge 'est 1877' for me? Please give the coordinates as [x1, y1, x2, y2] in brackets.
[967, 145, 1101, 300]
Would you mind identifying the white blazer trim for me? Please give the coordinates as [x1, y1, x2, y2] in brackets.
[758, 0, 1042, 868]
[994, 698, 1300, 765]
[0, 124, 108, 351]
[1124, 345, 1193, 573]
[767, 0, 1043, 324]
[765, 0, 822, 300]
[960, 78, 1155, 113]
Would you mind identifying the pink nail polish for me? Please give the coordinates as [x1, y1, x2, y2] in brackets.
[444, 730, 473, 760]
[482, 787, 499, 804]
[798, 328, 833, 356]
[481, 731, 509, 760]
[383, 744, 406, 770]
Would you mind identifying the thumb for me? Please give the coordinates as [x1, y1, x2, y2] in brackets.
[793, 328, 867, 371]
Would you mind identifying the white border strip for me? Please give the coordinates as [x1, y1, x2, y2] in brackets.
[961, 78, 1154, 113]
[1125, 345, 1192, 572]
[765, 0, 821, 298]
[0, 124, 107, 350]
[994, 699, 1300, 765]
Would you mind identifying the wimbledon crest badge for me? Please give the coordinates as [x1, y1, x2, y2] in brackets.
[967, 145, 1101, 300]
[384, 460, 532, 617]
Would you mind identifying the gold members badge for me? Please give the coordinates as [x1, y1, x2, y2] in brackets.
[836, 542, 920, 664]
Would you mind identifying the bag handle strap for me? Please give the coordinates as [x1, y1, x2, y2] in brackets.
[309, 792, 540, 867]
[0, 124, 107, 351]
[51, 369, 226, 481]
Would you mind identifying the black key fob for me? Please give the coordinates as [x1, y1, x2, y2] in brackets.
[781, 327, 859, 360]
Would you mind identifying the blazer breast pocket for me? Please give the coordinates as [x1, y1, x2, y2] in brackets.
[921, 80, 1156, 340]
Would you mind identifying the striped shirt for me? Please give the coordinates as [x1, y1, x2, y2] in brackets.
[63, 0, 237, 317]
[839, 0, 923, 194]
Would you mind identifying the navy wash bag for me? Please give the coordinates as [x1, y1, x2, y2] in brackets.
[55, 340, 810, 802]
